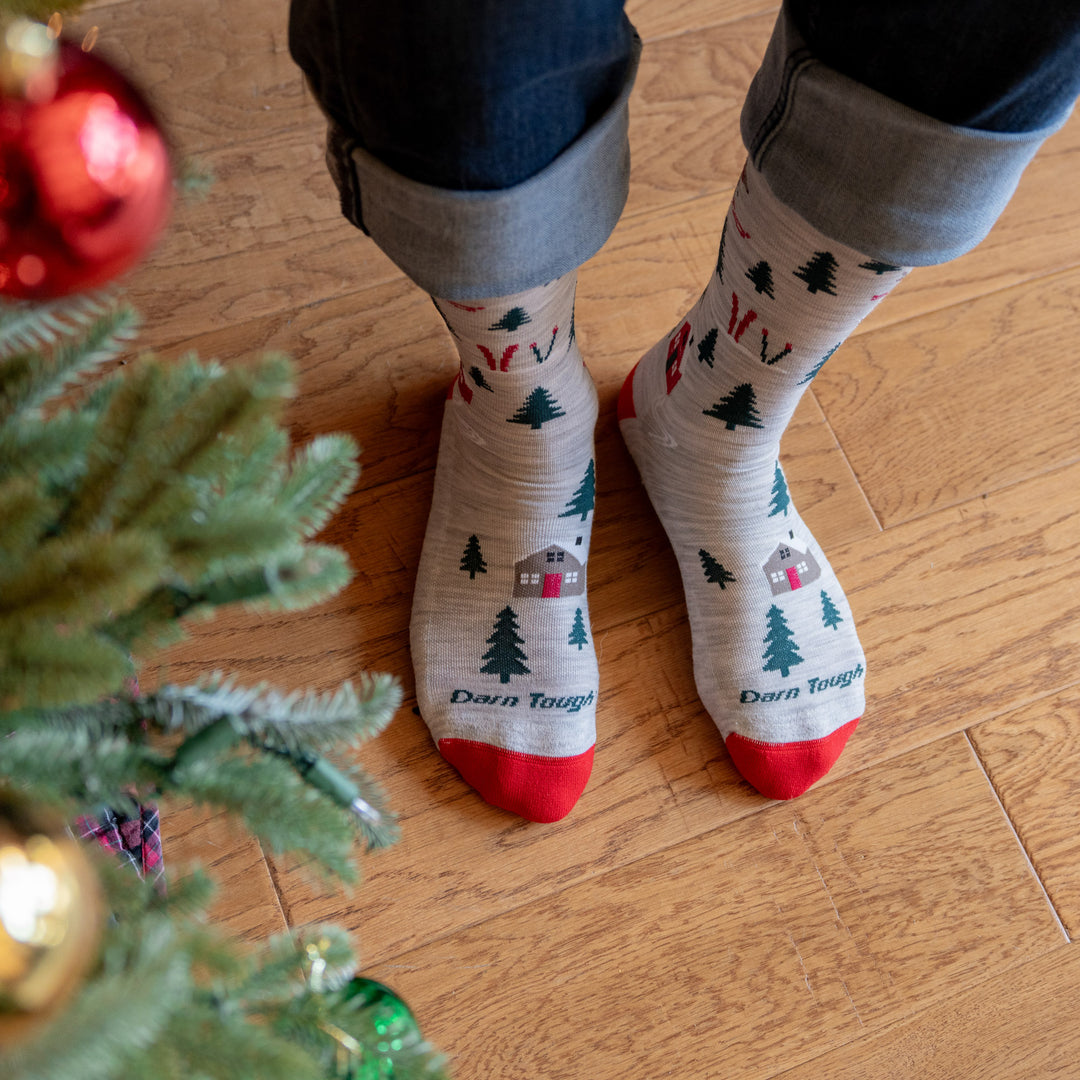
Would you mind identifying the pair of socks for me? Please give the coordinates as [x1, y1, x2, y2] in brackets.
[410, 161, 908, 820]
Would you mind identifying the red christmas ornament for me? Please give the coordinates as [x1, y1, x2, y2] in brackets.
[0, 24, 172, 299]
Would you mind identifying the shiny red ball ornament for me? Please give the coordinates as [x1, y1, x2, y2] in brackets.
[0, 33, 172, 299]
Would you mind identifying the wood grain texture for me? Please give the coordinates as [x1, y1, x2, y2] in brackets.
[969, 686, 1080, 936]
[159, 801, 288, 942]
[99, 0, 1080, 1072]
[361, 738, 1063, 1080]
[777, 944, 1080, 1080]
[88, 0, 312, 153]
[814, 266, 1080, 526]
[628, 0, 779, 42]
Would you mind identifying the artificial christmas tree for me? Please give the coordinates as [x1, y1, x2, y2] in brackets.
[0, 12, 446, 1079]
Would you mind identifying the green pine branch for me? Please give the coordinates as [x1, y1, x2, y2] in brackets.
[0, 304, 138, 425]
[0, 292, 118, 362]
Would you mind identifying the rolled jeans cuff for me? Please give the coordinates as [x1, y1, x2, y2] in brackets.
[741, 5, 1074, 266]
[325, 32, 641, 300]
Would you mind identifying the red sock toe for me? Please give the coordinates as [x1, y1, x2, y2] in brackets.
[725, 718, 859, 800]
[438, 739, 594, 823]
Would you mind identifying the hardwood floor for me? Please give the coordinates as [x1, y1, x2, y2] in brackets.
[85, 0, 1080, 1074]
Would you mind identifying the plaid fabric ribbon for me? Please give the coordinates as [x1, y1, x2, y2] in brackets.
[74, 802, 165, 891]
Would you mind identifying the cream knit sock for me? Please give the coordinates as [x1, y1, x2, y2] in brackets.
[619, 162, 908, 799]
[411, 271, 598, 822]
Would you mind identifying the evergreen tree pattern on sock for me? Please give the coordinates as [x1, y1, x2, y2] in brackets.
[618, 161, 909, 799]
[411, 271, 598, 822]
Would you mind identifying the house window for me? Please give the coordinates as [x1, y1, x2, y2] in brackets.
[530, 573, 541, 585]
[556, 551, 565, 562]
[770, 571, 784, 584]
[778, 546, 791, 560]
[547, 551, 555, 562]
[566, 571, 578, 584]
[796, 561, 808, 574]
[519, 572, 530, 585]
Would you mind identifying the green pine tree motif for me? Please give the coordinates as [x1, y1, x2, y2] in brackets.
[793, 251, 839, 295]
[820, 589, 844, 630]
[699, 548, 736, 589]
[859, 260, 901, 274]
[703, 383, 765, 431]
[716, 218, 729, 281]
[697, 326, 719, 367]
[480, 606, 530, 683]
[459, 534, 487, 579]
[797, 342, 840, 385]
[768, 462, 790, 517]
[568, 607, 589, 650]
[488, 306, 531, 332]
[431, 297, 459, 338]
[507, 386, 566, 430]
[745, 260, 776, 298]
[468, 365, 495, 392]
[762, 604, 804, 678]
[559, 459, 595, 521]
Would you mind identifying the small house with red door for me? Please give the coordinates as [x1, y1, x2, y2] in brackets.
[513, 543, 586, 599]
[763, 534, 821, 596]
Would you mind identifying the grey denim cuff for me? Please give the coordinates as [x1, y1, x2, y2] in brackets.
[741, 5, 1073, 266]
[337, 34, 641, 300]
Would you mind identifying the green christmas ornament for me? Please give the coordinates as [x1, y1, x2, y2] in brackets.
[325, 977, 425, 1080]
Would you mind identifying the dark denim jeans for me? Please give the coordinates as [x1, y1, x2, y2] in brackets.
[288, 0, 1080, 296]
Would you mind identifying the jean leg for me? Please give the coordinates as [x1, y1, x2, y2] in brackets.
[787, 0, 1080, 132]
[741, 3, 1076, 266]
[288, 0, 639, 298]
[289, 0, 634, 192]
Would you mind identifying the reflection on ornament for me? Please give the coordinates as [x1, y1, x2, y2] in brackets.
[324, 976, 427, 1080]
[0, 24, 173, 299]
[0, 792, 102, 1019]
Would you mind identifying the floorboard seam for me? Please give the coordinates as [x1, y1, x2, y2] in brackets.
[962, 729, 1071, 943]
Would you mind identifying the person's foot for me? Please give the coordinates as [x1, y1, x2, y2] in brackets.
[619, 162, 908, 798]
[411, 272, 599, 822]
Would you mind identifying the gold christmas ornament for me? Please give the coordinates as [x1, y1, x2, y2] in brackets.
[0, 790, 103, 1022]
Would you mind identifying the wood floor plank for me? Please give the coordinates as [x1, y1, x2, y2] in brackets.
[626, 15, 774, 219]
[773, 944, 1080, 1080]
[271, 442, 1080, 954]
[153, 437, 1080, 963]
[89, 0, 314, 153]
[628, 0, 778, 42]
[969, 686, 1080, 936]
[125, 132, 404, 352]
[159, 801, 288, 942]
[359, 737, 1062, 1080]
[813, 266, 1080, 526]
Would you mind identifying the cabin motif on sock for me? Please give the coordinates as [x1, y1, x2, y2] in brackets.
[513, 544, 586, 599]
[665, 322, 692, 393]
[763, 533, 821, 595]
